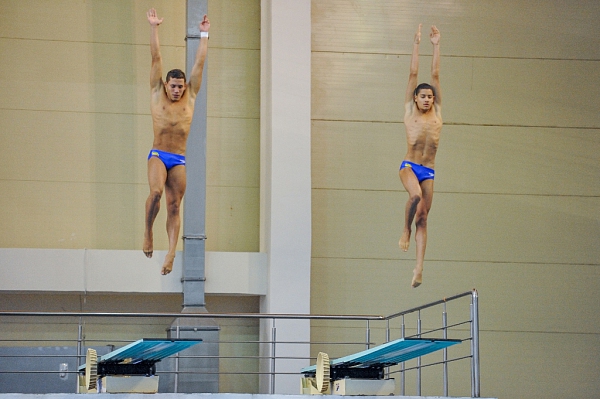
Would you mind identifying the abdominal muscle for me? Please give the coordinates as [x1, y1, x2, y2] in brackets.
[403, 129, 440, 169]
[150, 98, 194, 154]
[403, 109, 441, 168]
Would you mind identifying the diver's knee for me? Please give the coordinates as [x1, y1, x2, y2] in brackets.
[415, 212, 428, 228]
[409, 194, 422, 205]
[148, 190, 162, 203]
[166, 200, 182, 216]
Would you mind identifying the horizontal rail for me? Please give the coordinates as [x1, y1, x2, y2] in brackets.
[0, 370, 306, 376]
[0, 311, 383, 321]
[385, 290, 475, 319]
[405, 320, 472, 338]
[388, 354, 473, 374]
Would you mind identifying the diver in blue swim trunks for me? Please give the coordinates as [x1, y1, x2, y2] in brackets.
[144, 8, 210, 275]
[398, 24, 443, 288]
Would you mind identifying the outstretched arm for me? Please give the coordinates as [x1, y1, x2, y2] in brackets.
[188, 15, 210, 98]
[429, 25, 442, 107]
[404, 24, 422, 107]
[147, 8, 164, 93]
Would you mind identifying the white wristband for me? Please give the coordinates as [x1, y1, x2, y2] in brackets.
[200, 32, 209, 38]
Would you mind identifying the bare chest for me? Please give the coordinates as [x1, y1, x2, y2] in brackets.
[405, 116, 441, 142]
[152, 100, 194, 133]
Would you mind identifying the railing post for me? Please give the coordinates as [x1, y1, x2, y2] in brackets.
[76, 318, 83, 394]
[385, 319, 391, 343]
[471, 290, 481, 397]
[416, 310, 422, 396]
[270, 318, 276, 394]
[174, 320, 180, 393]
[366, 320, 371, 349]
[385, 319, 390, 378]
[442, 302, 448, 396]
[400, 315, 405, 396]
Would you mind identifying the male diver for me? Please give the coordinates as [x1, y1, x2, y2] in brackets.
[399, 24, 442, 288]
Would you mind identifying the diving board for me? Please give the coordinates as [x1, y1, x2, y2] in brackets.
[301, 338, 461, 395]
[78, 338, 202, 393]
[303, 337, 460, 374]
[78, 338, 202, 376]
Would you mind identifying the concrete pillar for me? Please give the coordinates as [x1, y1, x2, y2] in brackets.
[259, 0, 312, 394]
[182, 0, 208, 310]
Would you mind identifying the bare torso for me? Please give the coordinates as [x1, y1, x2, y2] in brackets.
[150, 87, 195, 154]
[403, 104, 442, 169]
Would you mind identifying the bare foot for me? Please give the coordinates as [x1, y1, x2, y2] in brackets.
[143, 231, 153, 258]
[399, 229, 411, 252]
[411, 268, 422, 288]
[161, 253, 175, 275]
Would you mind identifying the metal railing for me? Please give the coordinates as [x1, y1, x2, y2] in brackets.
[383, 289, 480, 397]
[0, 289, 479, 397]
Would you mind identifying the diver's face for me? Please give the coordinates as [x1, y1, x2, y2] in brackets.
[414, 89, 434, 111]
[166, 78, 186, 101]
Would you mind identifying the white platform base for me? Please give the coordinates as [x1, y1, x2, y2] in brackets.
[331, 378, 395, 396]
[98, 376, 159, 393]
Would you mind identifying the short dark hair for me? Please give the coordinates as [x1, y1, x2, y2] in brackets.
[414, 83, 436, 98]
[166, 69, 186, 83]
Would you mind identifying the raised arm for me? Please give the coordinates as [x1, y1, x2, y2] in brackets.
[405, 24, 422, 107]
[188, 15, 210, 98]
[429, 25, 441, 107]
[147, 8, 164, 93]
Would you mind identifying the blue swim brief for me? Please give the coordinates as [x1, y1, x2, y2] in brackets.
[400, 160, 435, 182]
[148, 149, 186, 170]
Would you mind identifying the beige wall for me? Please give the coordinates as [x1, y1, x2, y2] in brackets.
[1, 0, 600, 398]
[311, 0, 600, 398]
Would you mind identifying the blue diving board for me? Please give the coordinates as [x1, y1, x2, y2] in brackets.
[79, 338, 202, 376]
[301, 338, 460, 379]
